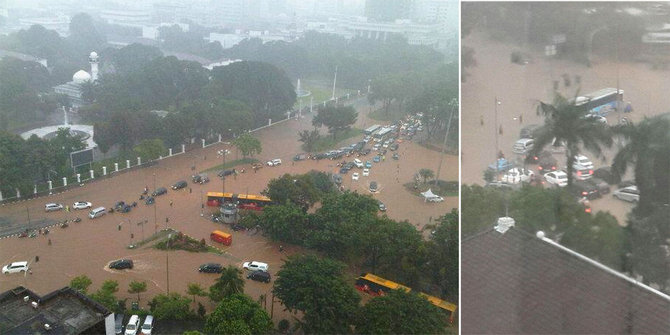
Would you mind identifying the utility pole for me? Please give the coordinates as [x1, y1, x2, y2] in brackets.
[494, 97, 502, 177]
[166, 233, 171, 294]
[153, 173, 157, 234]
[434, 99, 457, 186]
[331, 66, 338, 100]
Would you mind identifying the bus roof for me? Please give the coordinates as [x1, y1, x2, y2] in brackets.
[211, 230, 231, 238]
[206, 192, 271, 202]
[418, 292, 458, 313]
[575, 88, 623, 105]
[359, 273, 411, 291]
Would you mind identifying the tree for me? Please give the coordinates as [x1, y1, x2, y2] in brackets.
[149, 293, 194, 320]
[128, 280, 148, 304]
[69, 275, 92, 294]
[256, 203, 309, 244]
[612, 116, 670, 214]
[68, 13, 105, 54]
[312, 105, 357, 139]
[273, 255, 360, 334]
[90, 280, 119, 312]
[186, 282, 207, 306]
[204, 294, 273, 335]
[531, 93, 612, 187]
[133, 139, 166, 162]
[418, 168, 435, 183]
[298, 129, 321, 152]
[233, 133, 262, 158]
[355, 289, 449, 334]
[210, 265, 245, 302]
[263, 173, 322, 211]
[426, 210, 459, 299]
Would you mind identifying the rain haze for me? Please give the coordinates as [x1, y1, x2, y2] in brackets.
[0, 0, 459, 333]
[462, 2, 670, 334]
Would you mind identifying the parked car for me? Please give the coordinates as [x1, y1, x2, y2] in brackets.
[145, 197, 155, 205]
[369, 181, 378, 193]
[573, 155, 595, 171]
[378, 201, 386, 212]
[171, 180, 187, 190]
[125, 315, 140, 335]
[501, 168, 534, 184]
[2, 261, 29, 274]
[365, 161, 373, 168]
[360, 149, 372, 156]
[527, 150, 557, 173]
[589, 178, 611, 195]
[353, 158, 364, 168]
[152, 187, 167, 197]
[72, 201, 92, 210]
[192, 173, 210, 184]
[247, 270, 271, 283]
[243, 261, 269, 272]
[613, 185, 639, 202]
[339, 167, 349, 175]
[115, 313, 125, 334]
[198, 263, 223, 273]
[140, 315, 154, 335]
[267, 158, 282, 166]
[488, 158, 514, 172]
[389, 143, 399, 151]
[362, 168, 370, 176]
[109, 259, 133, 270]
[512, 138, 534, 154]
[218, 169, 236, 177]
[571, 180, 600, 200]
[352, 172, 360, 181]
[45, 203, 63, 212]
[373, 155, 381, 163]
[544, 171, 568, 187]
[427, 196, 445, 203]
[574, 168, 594, 181]
[293, 153, 309, 161]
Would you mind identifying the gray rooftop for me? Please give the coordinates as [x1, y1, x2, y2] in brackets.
[0, 286, 111, 335]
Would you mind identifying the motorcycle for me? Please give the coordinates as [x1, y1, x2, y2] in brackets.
[73, 217, 81, 223]
[18, 231, 28, 238]
[61, 222, 69, 228]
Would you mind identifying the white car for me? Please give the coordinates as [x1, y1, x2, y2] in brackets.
[2, 261, 29, 274]
[243, 261, 268, 272]
[573, 155, 594, 171]
[427, 196, 445, 203]
[613, 185, 639, 203]
[544, 171, 568, 187]
[352, 172, 360, 181]
[266, 158, 282, 166]
[501, 168, 534, 184]
[73, 201, 92, 210]
[362, 168, 370, 176]
[45, 203, 63, 212]
[353, 159, 364, 168]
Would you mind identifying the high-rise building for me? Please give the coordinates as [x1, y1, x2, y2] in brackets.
[365, 0, 412, 22]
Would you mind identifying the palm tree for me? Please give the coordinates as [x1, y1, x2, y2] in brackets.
[612, 116, 670, 214]
[209, 265, 245, 302]
[531, 93, 613, 187]
[419, 168, 435, 184]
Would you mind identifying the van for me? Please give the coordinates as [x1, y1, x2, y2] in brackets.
[210, 230, 232, 246]
[353, 158, 363, 168]
[140, 315, 153, 335]
[115, 313, 125, 334]
[125, 315, 140, 335]
[243, 261, 269, 272]
[89, 207, 106, 219]
[512, 138, 534, 154]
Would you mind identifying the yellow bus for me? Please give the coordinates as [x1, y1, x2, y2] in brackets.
[206, 192, 273, 210]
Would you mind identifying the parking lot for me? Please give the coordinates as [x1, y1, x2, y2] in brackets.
[0, 97, 457, 322]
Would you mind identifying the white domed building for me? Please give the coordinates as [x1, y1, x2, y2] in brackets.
[53, 52, 99, 107]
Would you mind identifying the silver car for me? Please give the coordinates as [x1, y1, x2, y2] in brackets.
[613, 186, 639, 203]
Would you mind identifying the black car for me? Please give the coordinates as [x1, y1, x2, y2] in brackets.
[114, 201, 126, 210]
[109, 259, 133, 270]
[339, 167, 349, 174]
[198, 263, 223, 273]
[218, 169, 236, 177]
[369, 181, 378, 193]
[172, 180, 187, 190]
[247, 270, 271, 283]
[145, 196, 155, 205]
[231, 224, 246, 231]
[571, 180, 600, 200]
[118, 205, 132, 213]
[360, 149, 371, 156]
[378, 201, 387, 212]
[192, 174, 210, 184]
[389, 143, 399, 151]
[152, 187, 167, 197]
[312, 153, 328, 160]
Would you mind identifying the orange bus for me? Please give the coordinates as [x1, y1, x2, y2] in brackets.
[206, 192, 273, 211]
[355, 273, 457, 322]
[210, 230, 232, 245]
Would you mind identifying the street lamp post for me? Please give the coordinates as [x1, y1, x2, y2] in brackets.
[153, 173, 157, 234]
[494, 97, 502, 176]
[166, 233, 171, 294]
[434, 99, 458, 186]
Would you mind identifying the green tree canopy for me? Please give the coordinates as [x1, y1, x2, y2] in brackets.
[233, 133, 262, 158]
[204, 294, 273, 335]
[209, 265, 245, 302]
[128, 280, 148, 303]
[273, 254, 360, 334]
[148, 293, 194, 320]
[312, 105, 358, 139]
[355, 289, 450, 334]
[69, 275, 92, 294]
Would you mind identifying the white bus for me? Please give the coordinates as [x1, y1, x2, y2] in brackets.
[364, 124, 382, 135]
[373, 127, 393, 141]
[574, 88, 623, 116]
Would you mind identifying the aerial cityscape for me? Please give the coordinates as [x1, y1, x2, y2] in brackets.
[0, 0, 458, 334]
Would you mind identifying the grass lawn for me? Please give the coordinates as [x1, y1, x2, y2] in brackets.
[294, 79, 358, 109]
[200, 158, 258, 173]
[310, 128, 364, 152]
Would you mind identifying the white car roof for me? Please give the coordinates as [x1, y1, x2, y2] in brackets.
[554, 171, 568, 177]
[9, 261, 28, 266]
